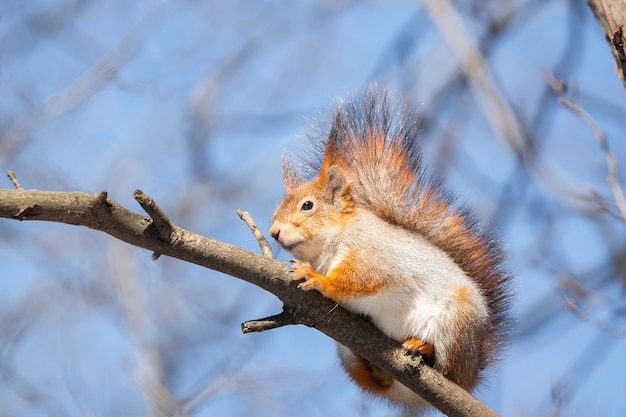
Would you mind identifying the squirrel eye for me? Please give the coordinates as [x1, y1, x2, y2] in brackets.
[301, 200, 314, 211]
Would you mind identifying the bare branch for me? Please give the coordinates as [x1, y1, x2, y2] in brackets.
[242, 310, 299, 334]
[134, 189, 174, 242]
[109, 244, 179, 417]
[562, 294, 626, 337]
[422, 0, 531, 158]
[586, 0, 626, 87]
[546, 72, 626, 222]
[423, 0, 613, 218]
[560, 272, 626, 337]
[0, 187, 499, 417]
[237, 208, 274, 258]
[0, 1, 177, 165]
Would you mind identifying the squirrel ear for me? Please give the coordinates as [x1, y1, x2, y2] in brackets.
[324, 166, 349, 207]
[282, 156, 303, 193]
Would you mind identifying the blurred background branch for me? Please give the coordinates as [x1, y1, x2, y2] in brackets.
[586, 0, 626, 86]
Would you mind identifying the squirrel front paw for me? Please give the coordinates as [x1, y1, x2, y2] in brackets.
[289, 260, 322, 292]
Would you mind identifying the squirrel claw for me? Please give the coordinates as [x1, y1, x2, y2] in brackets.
[297, 279, 319, 291]
[290, 259, 314, 280]
[290, 260, 323, 292]
[402, 337, 435, 366]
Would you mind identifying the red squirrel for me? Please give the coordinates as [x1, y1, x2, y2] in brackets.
[269, 86, 512, 409]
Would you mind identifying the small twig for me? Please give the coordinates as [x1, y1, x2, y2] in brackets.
[555, 269, 626, 337]
[133, 190, 173, 241]
[133, 190, 173, 260]
[237, 208, 274, 258]
[241, 310, 298, 333]
[6, 170, 23, 190]
[96, 190, 113, 207]
[562, 294, 626, 338]
[546, 72, 626, 222]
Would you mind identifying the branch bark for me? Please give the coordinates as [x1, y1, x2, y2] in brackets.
[587, 0, 626, 88]
[0, 187, 499, 417]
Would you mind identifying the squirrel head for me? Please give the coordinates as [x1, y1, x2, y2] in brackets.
[270, 166, 355, 262]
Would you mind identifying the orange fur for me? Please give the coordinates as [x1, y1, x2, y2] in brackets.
[343, 349, 395, 394]
[291, 250, 397, 301]
[272, 87, 512, 408]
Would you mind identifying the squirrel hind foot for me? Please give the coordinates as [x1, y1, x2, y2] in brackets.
[402, 337, 436, 366]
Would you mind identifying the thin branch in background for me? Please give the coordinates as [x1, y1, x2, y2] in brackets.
[560, 273, 626, 337]
[181, 370, 299, 416]
[548, 380, 569, 417]
[109, 244, 182, 417]
[545, 72, 626, 222]
[422, 0, 532, 158]
[0, 1, 179, 166]
[422, 0, 611, 218]
[563, 295, 626, 337]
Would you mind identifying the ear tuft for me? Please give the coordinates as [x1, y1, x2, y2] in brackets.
[282, 156, 303, 192]
[324, 166, 349, 207]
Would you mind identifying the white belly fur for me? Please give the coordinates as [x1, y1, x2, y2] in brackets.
[336, 211, 489, 369]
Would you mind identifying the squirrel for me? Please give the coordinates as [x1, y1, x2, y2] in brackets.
[269, 86, 512, 410]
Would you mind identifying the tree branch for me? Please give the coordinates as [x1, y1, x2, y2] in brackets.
[237, 208, 274, 258]
[241, 310, 298, 333]
[0, 187, 499, 417]
[587, 0, 626, 88]
[545, 72, 626, 222]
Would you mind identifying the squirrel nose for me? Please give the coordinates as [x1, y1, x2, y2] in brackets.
[270, 226, 280, 240]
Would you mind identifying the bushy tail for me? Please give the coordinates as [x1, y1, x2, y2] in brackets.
[297, 85, 513, 371]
